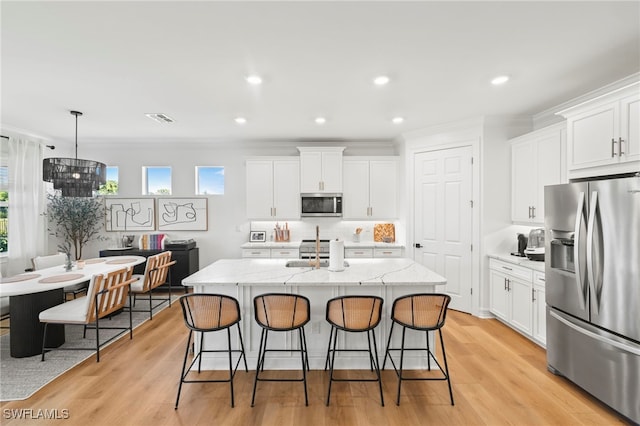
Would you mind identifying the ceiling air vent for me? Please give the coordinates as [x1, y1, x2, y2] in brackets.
[145, 113, 175, 123]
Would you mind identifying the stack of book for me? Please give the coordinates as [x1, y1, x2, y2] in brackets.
[138, 233, 166, 250]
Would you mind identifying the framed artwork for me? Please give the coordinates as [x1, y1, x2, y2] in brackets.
[157, 197, 208, 231]
[250, 231, 266, 242]
[105, 198, 156, 231]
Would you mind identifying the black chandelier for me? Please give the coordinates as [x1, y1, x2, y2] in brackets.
[42, 111, 106, 197]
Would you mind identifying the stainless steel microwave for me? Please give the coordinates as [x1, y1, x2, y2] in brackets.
[301, 193, 342, 217]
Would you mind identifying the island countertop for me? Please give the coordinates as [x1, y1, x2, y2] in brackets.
[182, 257, 446, 287]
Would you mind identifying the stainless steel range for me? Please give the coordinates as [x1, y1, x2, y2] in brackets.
[299, 239, 330, 259]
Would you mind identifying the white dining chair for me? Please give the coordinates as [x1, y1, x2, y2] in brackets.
[39, 266, 136, 362]
[128, 251, 175, 320]
[33, 253, 88, 300]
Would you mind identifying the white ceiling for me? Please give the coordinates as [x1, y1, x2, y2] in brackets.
[2, 1, 639, 146]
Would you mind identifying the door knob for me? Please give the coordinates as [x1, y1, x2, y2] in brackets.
[414, 243, 422, 248]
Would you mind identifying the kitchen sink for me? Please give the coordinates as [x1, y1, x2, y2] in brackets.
[285, 260, 349, 268]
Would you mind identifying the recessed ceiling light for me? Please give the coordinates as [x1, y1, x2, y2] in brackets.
[234, 117, 247, 124]
[392, 116, 404, 124]
[246, 75, 263, 85]
[315, 117, 327, 125]
[373, 75, 390, 86]
[491, 75, 510, 85]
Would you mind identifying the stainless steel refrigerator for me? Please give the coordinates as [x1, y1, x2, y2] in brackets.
[544, 175, 640, 423]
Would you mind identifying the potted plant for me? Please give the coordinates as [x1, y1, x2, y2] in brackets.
[46, 194, 106, 261]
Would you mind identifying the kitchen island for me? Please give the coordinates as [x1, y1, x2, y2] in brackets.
[182, 258, 446, 370]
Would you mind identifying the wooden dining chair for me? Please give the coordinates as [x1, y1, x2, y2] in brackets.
[128, 251, 176, 319]
[33, 253, 88, 300]
[39, 266, 136, 362]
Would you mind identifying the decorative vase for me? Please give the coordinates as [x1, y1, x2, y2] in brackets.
[64, 253, 73, 271]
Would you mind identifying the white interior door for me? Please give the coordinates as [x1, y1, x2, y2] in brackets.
[414, 146, 473, 313]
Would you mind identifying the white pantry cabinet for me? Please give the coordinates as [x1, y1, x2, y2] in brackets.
[510, 123, 566, 224]
[246, 158, 300, 219]
[343, 158, 398, 219]
[557, 82, 639, 179]
[298, 147, 344, 193]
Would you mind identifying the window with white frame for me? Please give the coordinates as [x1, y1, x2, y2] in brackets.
[0, 142, 8, 255]
[98, 166, 119, 195]
[143, 166, 171, 195]
[196, 166, 224, 195]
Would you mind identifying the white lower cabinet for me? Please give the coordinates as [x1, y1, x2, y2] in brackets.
[344, 248, 374, 258]
[242, 248, 300, 258]
[373, 247, 403, 258]
[344, 247, 403, 258]
[489, 258, 545, 346]
[532, 271, 547, 347]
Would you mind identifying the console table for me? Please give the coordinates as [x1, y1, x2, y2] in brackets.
[99, 248, 199, 292]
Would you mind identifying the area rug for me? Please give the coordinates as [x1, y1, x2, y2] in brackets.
[0, 297, 176, 401]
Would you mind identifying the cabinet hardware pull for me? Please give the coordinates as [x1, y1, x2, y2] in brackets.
[504, 278, 507, 291]
[502, 266, 512, 271]
[619, 137, 625, 155]
[507, 279, 511, 291]
[531, 206, 536, 218]
[612, 138, 617, 157]
[532, 288, 536, 302]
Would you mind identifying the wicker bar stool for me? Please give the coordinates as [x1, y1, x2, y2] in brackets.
[382, 293, 454, 406]
[325, 295, 384, 406]
[251, 293, 310, 407]
[175, 293, 248, 409]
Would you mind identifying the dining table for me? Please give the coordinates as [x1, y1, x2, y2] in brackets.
[0, 255, 146, 358]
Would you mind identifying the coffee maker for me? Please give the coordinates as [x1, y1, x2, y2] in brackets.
[524, 228, 545, 261]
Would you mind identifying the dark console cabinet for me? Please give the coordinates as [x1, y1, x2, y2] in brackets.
[99, 248, 199, 290]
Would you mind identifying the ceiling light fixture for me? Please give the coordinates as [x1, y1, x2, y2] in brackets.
[491, 75, 510, 85]
[42, 111, 106, 197]
[392, 116, 404, 124]
[315, 117, 327, 125]
[235, 117, 247, 124]
[373, 75, 390, 86]
[145, 113, 174, 123]
[246, 75, 263, 85]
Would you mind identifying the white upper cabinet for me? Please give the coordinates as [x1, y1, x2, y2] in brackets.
[246, 158, 300, 219]
[298, 147, 344, 193]
[557, 82, 639, 179]
[343, 158, 398, 219]
[511, 123, 566, 224]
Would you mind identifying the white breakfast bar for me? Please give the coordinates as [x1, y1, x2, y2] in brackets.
[182, 258, 446, 370]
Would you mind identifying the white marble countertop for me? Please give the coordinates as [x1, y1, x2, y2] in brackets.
[489, 253, 545, 273]
[343, 241, 405, 249]
[183, 258, 446, 287]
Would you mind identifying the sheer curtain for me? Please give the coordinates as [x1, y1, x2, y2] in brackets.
[7, 137, 46, 276]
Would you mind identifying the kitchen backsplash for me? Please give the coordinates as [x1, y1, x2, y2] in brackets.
[249, 219, 403, 244]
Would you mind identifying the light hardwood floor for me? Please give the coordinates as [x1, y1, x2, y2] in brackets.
[0, 302, 629, 425]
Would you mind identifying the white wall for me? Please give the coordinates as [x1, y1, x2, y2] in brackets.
[61, 140, 397, 268]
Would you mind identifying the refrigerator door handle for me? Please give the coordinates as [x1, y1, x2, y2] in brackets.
[550, 310, 640, 356]
[587, 191, 601, 315]
[573, 191, 587, 310]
